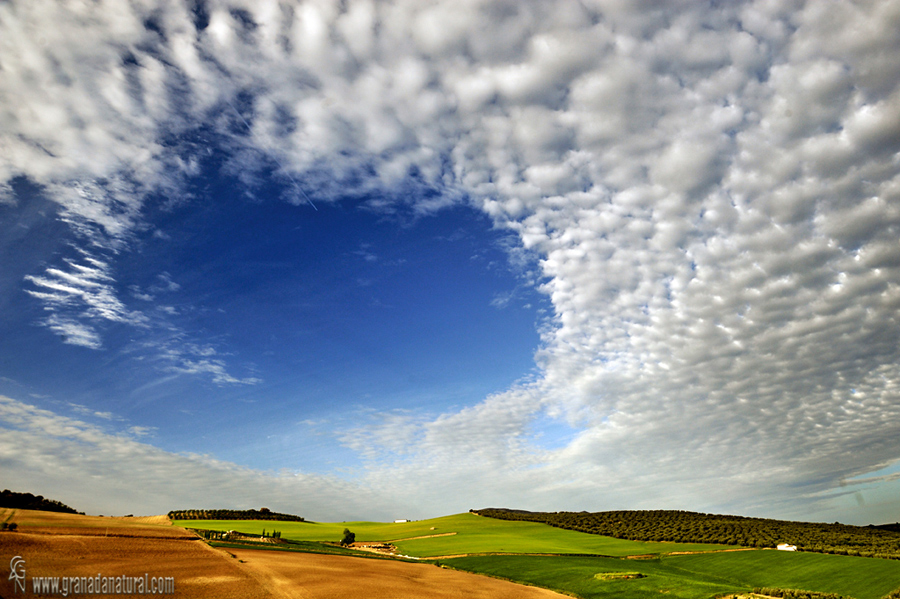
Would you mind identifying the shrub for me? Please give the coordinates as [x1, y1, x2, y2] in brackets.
[340, 528, 356, 546]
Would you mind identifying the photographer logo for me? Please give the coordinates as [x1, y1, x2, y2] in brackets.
[9, 555, 26, 594]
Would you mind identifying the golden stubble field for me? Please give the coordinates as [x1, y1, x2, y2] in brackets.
[0, 510, 567, 598]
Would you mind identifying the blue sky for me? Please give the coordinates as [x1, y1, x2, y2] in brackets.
[2, 0, 900, 525]
[2, 166, 546, 473]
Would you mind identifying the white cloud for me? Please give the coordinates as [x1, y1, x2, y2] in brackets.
[127, 425, 157, 438]
[25, 251, 148, 348]
[2, 0, 900, 521]
[0, 395, 393, 520]
[151, 339, 262, 386]
[67, 403, 116, 421]
[40, 315, 104, 350]
[166, 358, 262, 386]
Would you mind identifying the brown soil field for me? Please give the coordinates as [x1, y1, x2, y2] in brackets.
[4, 509, 194, 538]
[228, 547, 570, 599]
[0, 510, 569, 598]
[0, 533, 274, 598]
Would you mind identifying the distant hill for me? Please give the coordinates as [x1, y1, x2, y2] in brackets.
[874, 523, 900, 534]
[1, 489, 83, 514]
[473, 508, 900, 560]
[168, 508, 305, 522]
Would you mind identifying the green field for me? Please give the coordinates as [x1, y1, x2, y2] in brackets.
[442, 554, 742, 599]
[176, 518, 401, 542]
[176, 514, 470, 544]
[175, 512, 733, 557]
[666, 550, 900, 599]
[176, 512, 900, 598]
[443, 551, 900, 599]
[390, 515, 734, 558]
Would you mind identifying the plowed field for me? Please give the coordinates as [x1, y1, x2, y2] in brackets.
[228, 547, 568, 598]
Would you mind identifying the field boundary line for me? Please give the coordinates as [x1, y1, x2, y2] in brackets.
[389, 532, 459, 542]
[667, 548, 759, 556]
[427, 551, 618, 560]
[10, 530, 202, 540]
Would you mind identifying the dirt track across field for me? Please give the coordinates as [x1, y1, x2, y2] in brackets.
[0, 510, 569, 598]
[389, 531, 458, 541]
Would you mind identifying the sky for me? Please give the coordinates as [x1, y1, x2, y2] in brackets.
[1, 0, 900, 525]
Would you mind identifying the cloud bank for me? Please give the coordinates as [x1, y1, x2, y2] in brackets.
[2, 0, 900, 521]
[0, 395, 389, 520]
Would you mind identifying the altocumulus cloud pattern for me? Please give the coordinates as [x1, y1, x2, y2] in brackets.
[1, 0, 900, 523]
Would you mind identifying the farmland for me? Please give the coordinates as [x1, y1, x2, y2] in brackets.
[4, 508, 900, 599]
[179, 511, 900, 598]
[224, 547, 567, 599]
[0, 509, 271, 599]
[175, 512, 735, 557]
[442, 551, 900, 599]
[442, 554, 742, 599]
[476, 508, 900, 559]
[0, 509, 569, 598]
[665, 550, 900, 598]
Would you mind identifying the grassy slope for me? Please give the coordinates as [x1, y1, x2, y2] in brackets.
[442, 555, 742, 599]
[176, 512, 734, 558]
[475, 509, 900, 559]
[391, 514, 734, 557]
[444, 551, 900, 599]
[175, 516, 453, 543]
[176, 512, 900, 598]
[666, 550, 900, 599]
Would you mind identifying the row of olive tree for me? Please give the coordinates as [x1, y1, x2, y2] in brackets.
[473, 508, 900, 559]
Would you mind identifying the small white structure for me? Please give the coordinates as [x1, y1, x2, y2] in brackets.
[394, 519, 408, 523]
[777, 543, 797, 551]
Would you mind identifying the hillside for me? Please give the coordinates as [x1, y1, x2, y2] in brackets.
[5, 509, 899, 599]
[174, 512, 735, 557]
[184, 511, 900, 599]
[473, 509, 900, 559]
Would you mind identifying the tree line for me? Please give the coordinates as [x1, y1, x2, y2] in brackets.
[168, 507, 305, 522]
[1, 489, 83, 515]
[193, 528, 283, 539]
[472, 508, 900, 559]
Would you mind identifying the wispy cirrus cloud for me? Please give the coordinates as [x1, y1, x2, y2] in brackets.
[24, 250, 147, 349]
[23, 247, 258, 385]
[165, 357, 261, 386]
[67, 402, 116, 421]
